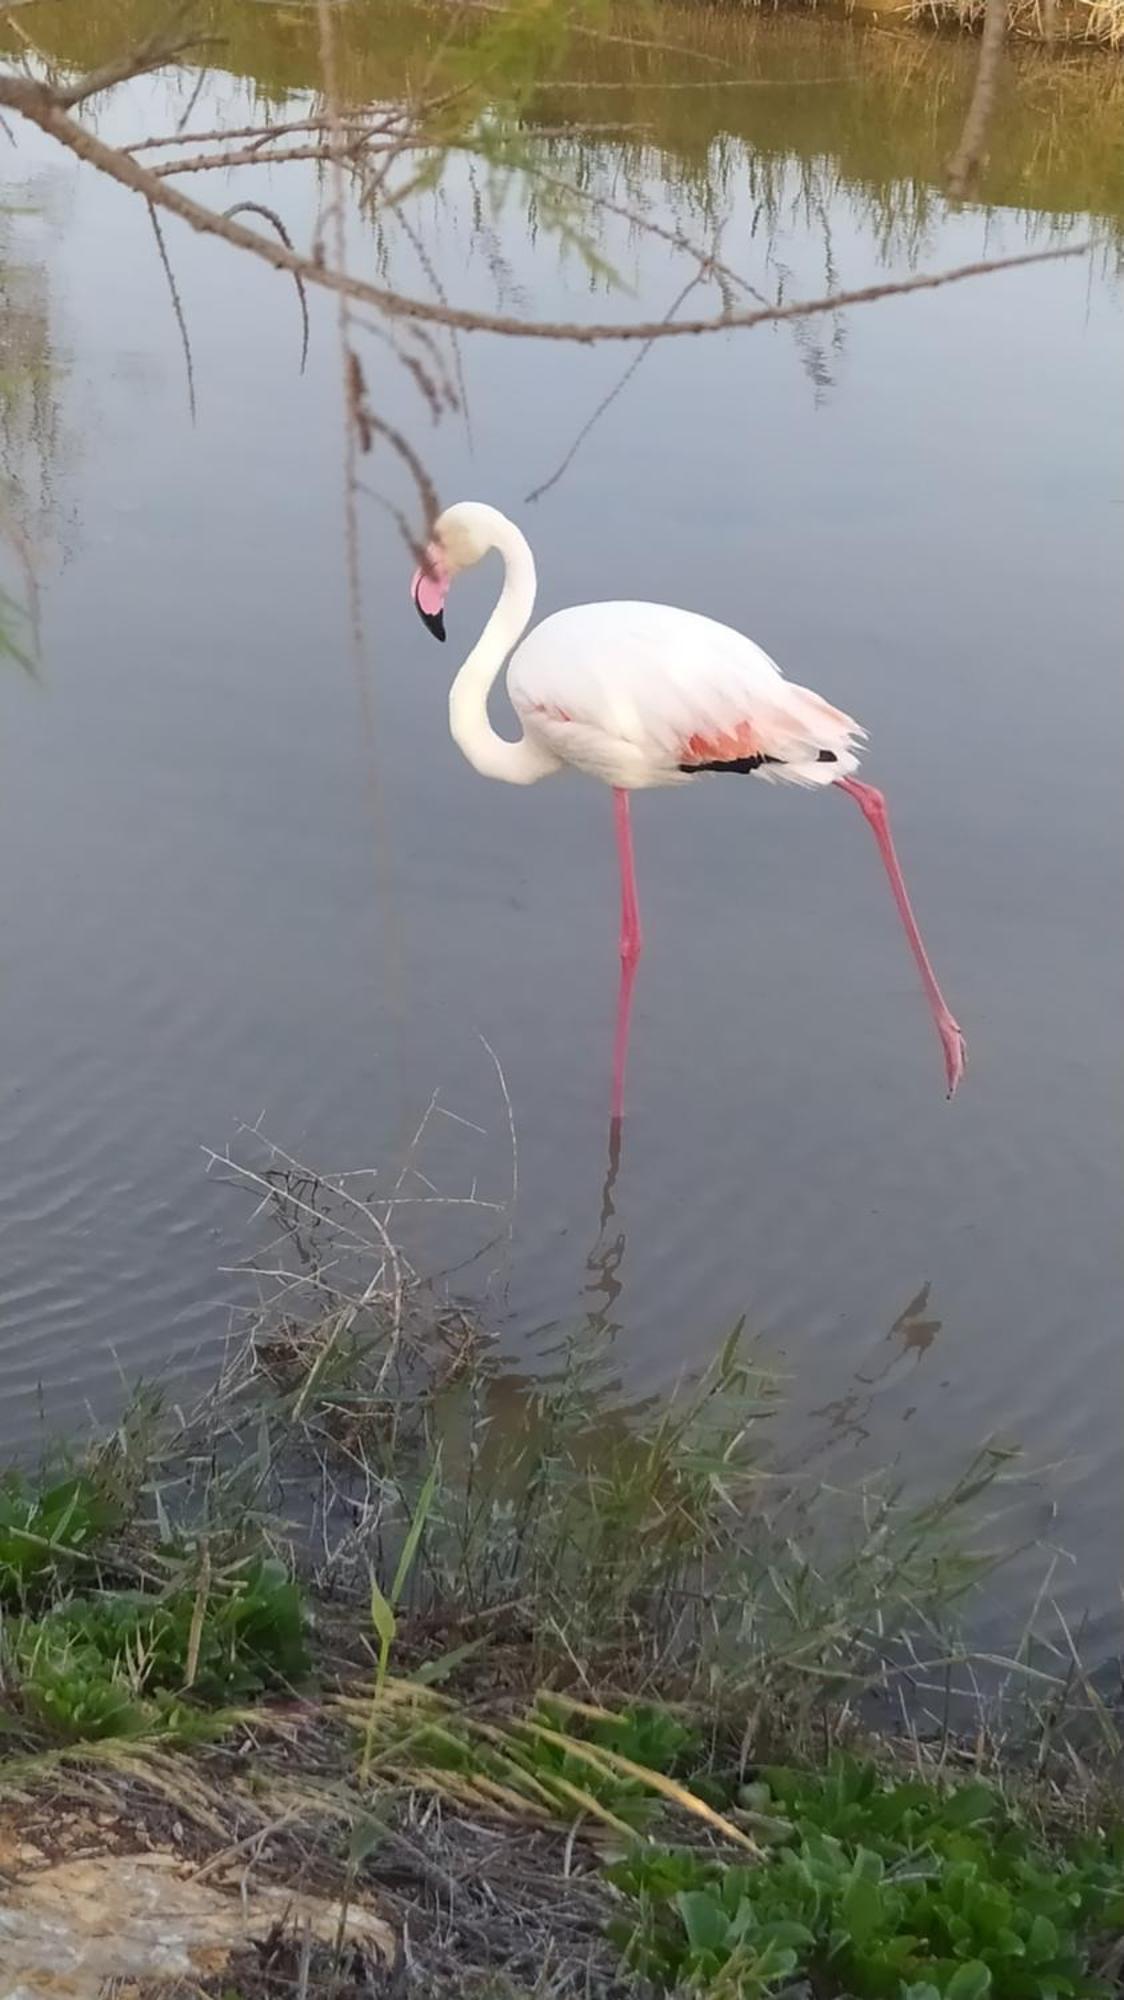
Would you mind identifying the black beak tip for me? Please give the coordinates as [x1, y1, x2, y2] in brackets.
[414, 595, 446, 643]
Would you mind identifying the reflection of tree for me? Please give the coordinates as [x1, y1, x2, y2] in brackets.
[3, 3, 1118, 234]
[1, 244, 58, 516]
[0, 203, 66, 664]
[0, 0, 1094, 579]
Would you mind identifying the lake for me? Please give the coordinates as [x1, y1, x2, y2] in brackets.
[0, 2, 1120, 1662]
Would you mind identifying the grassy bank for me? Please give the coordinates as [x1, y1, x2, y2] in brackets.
[1, 1144, 1120, 1997]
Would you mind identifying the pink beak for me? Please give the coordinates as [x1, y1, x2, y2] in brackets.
[411, 545, 450, 642]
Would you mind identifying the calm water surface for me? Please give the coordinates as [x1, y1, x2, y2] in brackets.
[0, 8, 1120, 1653]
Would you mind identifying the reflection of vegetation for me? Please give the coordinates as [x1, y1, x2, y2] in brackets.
[0, 1, 1120, 242]
[523, 19, 1123, 252]
[0, 582, 35, 672]
[0, 198, 64, 667]
[911, 0, 1124, 47]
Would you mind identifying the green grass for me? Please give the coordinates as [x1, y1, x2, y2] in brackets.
[13, 1555, 309, 1741]
[0, 1469, 123, 1609]
[609, 1757, 1124, 1997]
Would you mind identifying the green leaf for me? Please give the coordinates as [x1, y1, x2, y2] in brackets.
[942, 1784, 999, 1830]
[390, 1454, 441, 1608]
[945, 1962, 993, 2000]
[1026, 1913, 1059, 1963]
[883, 1934, 924, 1966]
[369, 1577, 396, 1652]
[841, 1871, 883, 1946]
[675, 1890, 728, 1953]
[413, 1635, 487, 1684]
[726, 1896, 758, 1943]
[995, 1929, 1026, 1956]
[347, 1812, 384, 1863]
[758, 1943, 799, 1979]
[719, 1867, 755, 1915]
[758, 1918, 817, 1948]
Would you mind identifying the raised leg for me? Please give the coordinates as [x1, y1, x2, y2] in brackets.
[610, 788, 644, 1125]
[836, 776, 966, 1098]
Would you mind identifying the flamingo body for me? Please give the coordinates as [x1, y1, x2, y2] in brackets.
[507, 599, 864, 790]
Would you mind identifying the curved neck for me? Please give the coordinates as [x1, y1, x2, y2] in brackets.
[448, 513, 556, 786]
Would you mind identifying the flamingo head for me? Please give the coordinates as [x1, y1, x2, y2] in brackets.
[410, 503, 494, 644]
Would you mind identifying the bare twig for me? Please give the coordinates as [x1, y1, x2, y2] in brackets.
[358, 402, 442, 545]
[223, 200, 310, 373]
[174, 57, 210, 137]
[150, 133, 397, 177]
[146, 199, 196, 422]
[947, 0, 1008, 199]
[525, 270, 704, 504]
[478, 1035, 517, 1209]
[129, 113, 402, 153]
[392, 207, 471, 437]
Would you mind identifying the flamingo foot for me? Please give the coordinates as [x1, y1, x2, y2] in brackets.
[836, 776, 966, 1101]
[939, 1014, 967, 1100]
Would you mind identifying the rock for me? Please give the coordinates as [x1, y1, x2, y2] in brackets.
[0, 1851, 394, 1998]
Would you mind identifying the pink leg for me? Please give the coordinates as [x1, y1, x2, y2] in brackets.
[611, 788, 644, 1125]
[836, 777, 966, 1098]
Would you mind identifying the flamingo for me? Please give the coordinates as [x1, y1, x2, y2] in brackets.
[412, 502, 965, 1121]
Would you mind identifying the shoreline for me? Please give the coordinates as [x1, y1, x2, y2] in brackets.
[1, 1264, 1120, 1997]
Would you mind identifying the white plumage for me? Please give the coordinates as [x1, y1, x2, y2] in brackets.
[508, 599, 864, 790]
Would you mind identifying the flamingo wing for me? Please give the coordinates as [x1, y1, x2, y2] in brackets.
[506, 600, 864, 789]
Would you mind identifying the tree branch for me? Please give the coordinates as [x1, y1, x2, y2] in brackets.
[0, 71, 1086, 349]
[148, 134, 396, 177]
[128, 113, 402, 152]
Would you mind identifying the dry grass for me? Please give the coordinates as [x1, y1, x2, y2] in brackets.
[0, 1731, 629, 1997]
[907, 0, 1124, 45]
[1082, 0, 1124, 39]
